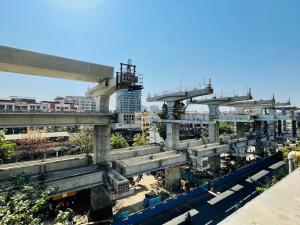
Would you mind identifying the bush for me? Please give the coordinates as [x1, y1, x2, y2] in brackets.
[0, 131, 16, 163]
[111, 134, 129, 149]
[133, 132, 149, 147]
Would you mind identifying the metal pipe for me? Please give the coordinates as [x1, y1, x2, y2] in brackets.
[288, 151, 300, 173]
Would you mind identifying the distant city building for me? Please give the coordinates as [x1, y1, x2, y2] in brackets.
[0, 96, 81, 113]
[135, 111, 150, 130]
[141, 105, 148, 112]
[116, 89, 142, 113]
[59, 95, 96, 112]
[0, 96, 48, 112]
[149, 105, 160, 114]
[42, 99, 78, 112]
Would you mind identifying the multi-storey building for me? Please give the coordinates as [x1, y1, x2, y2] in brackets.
[135, 111, 150, 130]
[0, 96, 79, 113]
[0, 97, 48, 112]
[116, 89, 142, 113]
[42, 99, 78, 112]
[63, 95, 96, 112]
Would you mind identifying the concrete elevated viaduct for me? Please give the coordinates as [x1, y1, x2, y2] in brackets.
[0, 112, 113, 127]
[1, 45, 299, 221]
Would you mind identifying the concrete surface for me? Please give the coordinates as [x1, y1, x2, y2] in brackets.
[0, 154, 89, 180]
[114, 175, 159, 214]
[141, 161, 287, 225]
[118, 151, 187, 177]
[0, 45, 113, 83]
[0, 112, 113, 127]
[219, 168, 300, 225]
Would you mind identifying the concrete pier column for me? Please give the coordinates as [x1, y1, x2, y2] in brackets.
[278, 120, 282, 136]
[254, 121, 264, 155]
[268, 109, 276, 137]
[263, 121, 268, 134]
[165, 166, 181, 192]
[255, 145, 264, 156]
[208, 105, 220, 143]
[93, 125, 111, 164]
[282, 109, 287, 133]
[254, 121, 263, 136]
[208, 154, 221, 172]
[90, 95, 112, 222]
[292, 120, 297, 138]
[95, 95, 110, 113]
[89, 186, 113, 221]
[165, 123, 180, 149]
[291, 111, 297, 138]
[236, 122, 245, 138]
[208, 123, 219, 143]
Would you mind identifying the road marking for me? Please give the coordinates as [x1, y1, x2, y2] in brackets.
[208, 190, 218, 197]
[163, 209, 199, 225]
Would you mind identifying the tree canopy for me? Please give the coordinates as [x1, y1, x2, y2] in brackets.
[70, 127, 93, 154]
[0, 173, 74, 225]
[0, 131, 16, 163]
[0, 173, 55, 225]
[111, 134, 129, 149]
[133, 132, 149, 147]
[219, 122, 234, 135]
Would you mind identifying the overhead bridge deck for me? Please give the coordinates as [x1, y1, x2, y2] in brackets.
[0, 45, 113, 82]
[0, 112, 113, 127]
[117, 150, 187, 177]
[0, 164, 104, 195]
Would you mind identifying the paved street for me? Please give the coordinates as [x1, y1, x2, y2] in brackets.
[142, 161, 287, 225]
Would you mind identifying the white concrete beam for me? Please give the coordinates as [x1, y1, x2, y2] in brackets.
[0, 112, 113, 127]
[0, 45, 113, 83]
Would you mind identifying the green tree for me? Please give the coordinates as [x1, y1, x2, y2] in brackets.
[0, 173, 56, 225]
[133, 132, 149, 147]
[0, 131, 16, 163]
[111, 134, 129, 149]
[54, 208, 74, 225]
[70, 127, 93, 154]
[219, 122, 234, 135]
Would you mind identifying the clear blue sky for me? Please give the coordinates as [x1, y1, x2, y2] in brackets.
[1, 0, 300, 110]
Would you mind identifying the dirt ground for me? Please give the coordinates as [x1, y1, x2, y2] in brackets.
[113, 174, 164, 215]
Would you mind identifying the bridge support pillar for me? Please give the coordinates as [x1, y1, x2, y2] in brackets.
[263, 121, 268, 134]
[89, 186, 113, 221]
[90, 96, 112, 222]
[93, 125, 111, 164]
[254, 121, 264, 155]
[281, 109, 287, 133]
[165, 166, 181, 192]
[95, 95, 110, 113]
[208, 105, 219, 143]
[208, 123, 219, 143]
[165, 123, 180, 149]
[292, 120, 297, 138]
[255, 145, 264, 156]
[278, 120, 282, 136]
[208, 154, 221, 172]
[236, 122, 245, 138]
[255, 121, 263, 136]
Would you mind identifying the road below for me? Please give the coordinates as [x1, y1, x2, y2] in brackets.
[142, 160, 287, 225]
